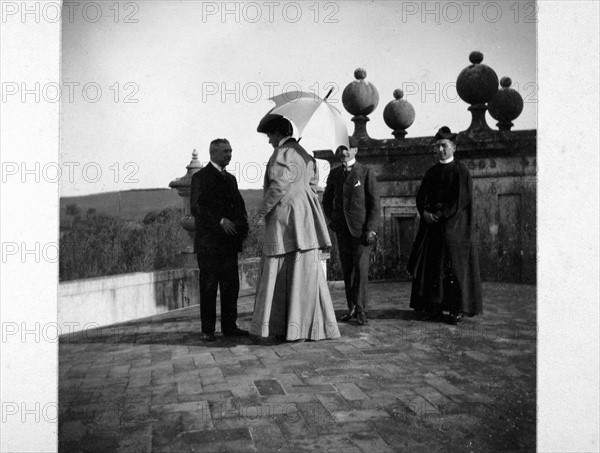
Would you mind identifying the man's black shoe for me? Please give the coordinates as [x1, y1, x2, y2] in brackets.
[222, 327, 249, 337]
[203, 332, 216, 342]
[357, 312, 368, 325]
[422, 311, 444, 322]
[340, 307, 357, 322]
[414, 310, 426, 320]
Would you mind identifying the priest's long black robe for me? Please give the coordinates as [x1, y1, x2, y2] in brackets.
[407, 160, 483, 315]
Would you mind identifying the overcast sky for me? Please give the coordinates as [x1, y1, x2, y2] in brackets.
[60, 0, 537, 196]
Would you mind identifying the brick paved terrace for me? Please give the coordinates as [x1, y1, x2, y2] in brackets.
[59, 282, 536, 452]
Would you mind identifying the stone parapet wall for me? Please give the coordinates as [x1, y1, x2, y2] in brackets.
[58, 256, 336, 334]
[58, 258, 262, 334]
[58, 268, 200, 335]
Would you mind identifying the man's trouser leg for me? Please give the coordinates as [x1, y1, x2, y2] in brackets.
[219, 252, 240, 333]
[197, 255, 218, 334]
[337, 229, 356, 310]
[353, 238, 370, 314]
[337, 228, 370, 314]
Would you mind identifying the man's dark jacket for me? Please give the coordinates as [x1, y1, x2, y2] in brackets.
[322, 161, 380, 238]
[190, 163, 248, 257]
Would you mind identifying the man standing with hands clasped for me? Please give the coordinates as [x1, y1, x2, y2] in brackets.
[191, 138, 249, 341]
[323, 136, 380, 326]
[407, 127, 482, 325]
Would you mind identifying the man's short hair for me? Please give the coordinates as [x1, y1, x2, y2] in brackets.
[210, 138, 230, 147]
[209, 138, 230, 153]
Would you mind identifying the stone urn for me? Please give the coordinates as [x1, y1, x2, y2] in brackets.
[456, 51, 499, 134]
[488, 77, 524, 131]
[342, 68, 379, 140]
[383, 89, 415, 139]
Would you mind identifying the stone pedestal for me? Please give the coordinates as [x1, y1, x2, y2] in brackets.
[466, 103, 492, 135]
[169, 149, 202, 268]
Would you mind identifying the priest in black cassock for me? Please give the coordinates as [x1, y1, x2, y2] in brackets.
[407, 126, 482, 325]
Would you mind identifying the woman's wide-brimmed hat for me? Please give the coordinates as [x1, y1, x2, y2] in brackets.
[256, 114, 293, 135]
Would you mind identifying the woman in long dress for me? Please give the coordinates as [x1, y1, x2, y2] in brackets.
[250, 116, 340, 341]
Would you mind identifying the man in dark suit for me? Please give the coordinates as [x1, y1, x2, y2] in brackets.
[323, 137, 380, 325]
[190, 138, 249, 341]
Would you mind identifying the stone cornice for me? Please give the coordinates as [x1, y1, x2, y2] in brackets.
[314, 129, 536, 163]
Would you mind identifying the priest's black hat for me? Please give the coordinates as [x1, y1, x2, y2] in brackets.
[434, 126, 457, 141]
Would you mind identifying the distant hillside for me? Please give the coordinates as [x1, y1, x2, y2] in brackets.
[60, 188, 264, 221]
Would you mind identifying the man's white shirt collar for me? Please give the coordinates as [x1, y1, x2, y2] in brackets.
[344, 158, 357, 168]
[439, 156, 454, 164]
[210, 161, 224, 172]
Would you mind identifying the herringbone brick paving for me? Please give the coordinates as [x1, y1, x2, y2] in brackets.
[59, 282, 536, 452]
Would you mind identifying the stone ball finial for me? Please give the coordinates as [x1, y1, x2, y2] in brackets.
[354, 67, 367, 80]
[488, 76, 524, 131]
[383, 89, 415, 139]
[342, 67, 380, 116]
[186, 149, 202, 172]
[469, 51, 484, 64]
[500, 76, 512, 88]
[456, 51, 499, 105]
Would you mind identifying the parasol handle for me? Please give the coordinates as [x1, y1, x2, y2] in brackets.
[324, 88, 333, 101]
